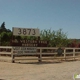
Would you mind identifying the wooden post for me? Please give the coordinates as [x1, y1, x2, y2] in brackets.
[12, 55, 15, 63]
[73, 48, 75, 60]
[64, 49, 66, 61]
[38, 48, 42, 62]
[11, 48, 15, 63]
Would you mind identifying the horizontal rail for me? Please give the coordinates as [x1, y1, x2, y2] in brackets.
[0, 46, 80, 63]
[0, 46, 12, 48]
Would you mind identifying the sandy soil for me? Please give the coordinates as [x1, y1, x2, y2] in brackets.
[0, 60, 80, 80]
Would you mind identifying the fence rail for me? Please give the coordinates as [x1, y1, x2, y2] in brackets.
[0, 46, 80, 63]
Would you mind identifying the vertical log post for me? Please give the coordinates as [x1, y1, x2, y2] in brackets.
[11, 48, 15, 63]
[73, 48, 75, 60]
[64, 49, 66, 61]
[38, 48, 42, 62]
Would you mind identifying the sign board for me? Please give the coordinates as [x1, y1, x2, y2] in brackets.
[11, 39, 48, 47]
[12, 27, 40, 36]
[12, 47, 37, 55]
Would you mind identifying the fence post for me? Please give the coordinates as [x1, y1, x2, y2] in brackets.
[73, 48, 75, 60]
[64, 48, 66, 61]
[38, 48, 42, 62]
[11, 48, 15, 63]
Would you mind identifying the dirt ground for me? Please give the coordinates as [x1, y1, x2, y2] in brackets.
[0, 58, 80, 80]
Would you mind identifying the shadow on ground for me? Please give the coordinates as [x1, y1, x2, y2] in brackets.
[12, 59, 79, 65]
[15, 61, 62, 65]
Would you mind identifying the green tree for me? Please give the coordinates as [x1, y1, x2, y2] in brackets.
[54, 29, 68, 47]
[40, 29, 56, 46]
[0, 22, 6, 32]
[0, 32, 8, 45]
[0, 22, 11, 33]
[40, 29, 69, 47]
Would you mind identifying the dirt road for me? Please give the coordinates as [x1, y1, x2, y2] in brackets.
[0, 60, 80, 80]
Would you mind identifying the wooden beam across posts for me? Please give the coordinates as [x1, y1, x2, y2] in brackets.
[10, 47, 80, 62]
[1, 46, 80, 63]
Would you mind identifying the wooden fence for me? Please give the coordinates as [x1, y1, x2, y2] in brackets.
[0, 46, 80, 63]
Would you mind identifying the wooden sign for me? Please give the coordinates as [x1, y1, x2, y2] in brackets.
[11, 27, 49, 47]
[12, 27, 40, 36]
[11, 39, 48, 47]
[12, 47, 37, 55]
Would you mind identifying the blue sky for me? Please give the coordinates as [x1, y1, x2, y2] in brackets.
[0, 0, 80, 39]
